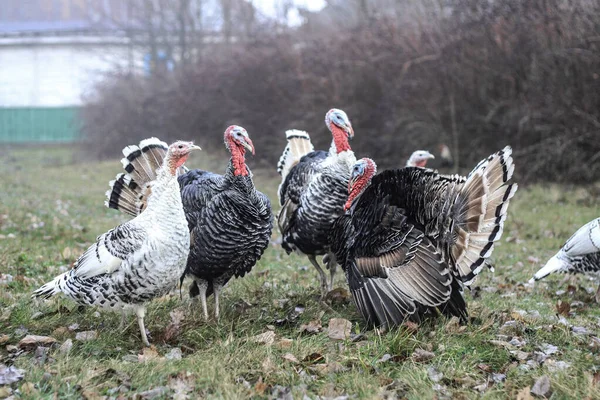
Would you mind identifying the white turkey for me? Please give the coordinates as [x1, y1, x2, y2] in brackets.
[406, 150, 435, 167]
[277, 109, 355, 297]
[330, 147, 518, 328]
[531, 218, 600, 300]
[33, 140, 200, 346]
[106, 126, 273, 320]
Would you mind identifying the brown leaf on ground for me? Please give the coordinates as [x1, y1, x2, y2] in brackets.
[75, 331, 98, 342]
[254, 377, 267, 396]
[282, 353, 299, 363]
[516, 386, 534, 400]
[164, 309, 185, 342]
[82, 389, 105, 400]
[275, 338, 293, 349]
[298, 319, 322, 334]
[250, 331, 276, 346]
[18, 335, 57, 349]
[262, 357, 275, 375]
[138, 347, 162, 363]
[327, 318, 351, 340]
[411, 348, 435, 362]
[325, 287, 351, 304]
[444, 316, 466, 333]
[477, 363, 491, 373]
[556, 300, 570, 316]
[20, 382, 38, 396]
[593, 372, 600, 386]
[403, 321, 419, 334]
[0, 334, 9, 345]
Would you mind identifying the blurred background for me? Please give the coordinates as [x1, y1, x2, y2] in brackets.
[0, 0, 599, 183]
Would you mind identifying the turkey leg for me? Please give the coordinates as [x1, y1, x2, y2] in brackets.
[308, 255, 329, 299]
[135, 306, 150, 347]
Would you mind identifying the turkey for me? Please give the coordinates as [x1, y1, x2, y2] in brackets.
[106, 126, 273, 320]
[406, 150, 435, 167]
[33, 140, 200, 346]
[439, 144, 454, 168]
[330, 147, 518, 328]
[531, 218, 600, 300]
[277, 109, 355, 297]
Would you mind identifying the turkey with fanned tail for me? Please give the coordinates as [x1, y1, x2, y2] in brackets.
[277, 109, 355, 298]
[33, 140, 200, 346]
[531, 218, 600, 301]
[330, 147, 518, 329]
[105, 127, 273, 320]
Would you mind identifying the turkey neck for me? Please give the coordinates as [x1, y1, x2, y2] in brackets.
[145, 155, 185, 212]
[225, 144, 255, 191]
[330, 125, 352, 154]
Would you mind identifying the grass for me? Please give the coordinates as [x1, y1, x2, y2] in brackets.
[0, 145, 599, 399]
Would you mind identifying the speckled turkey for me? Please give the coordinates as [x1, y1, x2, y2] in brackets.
[33, 140, 200, 346]
[277, 109, 355, 297]
[331, 147, 518, 328]
[105, 127, 273, 320]
[531, 218, 600, 300]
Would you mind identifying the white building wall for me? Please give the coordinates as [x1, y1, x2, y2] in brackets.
[0, 38, 134, 107]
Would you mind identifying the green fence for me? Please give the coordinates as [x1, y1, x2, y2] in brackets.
[0, 107, 81, 143]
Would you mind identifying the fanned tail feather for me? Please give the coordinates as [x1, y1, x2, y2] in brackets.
[452, 146, 518, 284]
[277, 130, 314, 181]
[105, 137, 169, 217]
[32, 273, 67, 299]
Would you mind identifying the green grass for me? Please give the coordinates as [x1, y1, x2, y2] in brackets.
[1, 145, 599, 399]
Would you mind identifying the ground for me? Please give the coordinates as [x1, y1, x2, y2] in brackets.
[0, 145, 599, 399]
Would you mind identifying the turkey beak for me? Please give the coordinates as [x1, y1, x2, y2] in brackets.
[242, 138, 255, 155]
[426, 152, 435, 160]
[345, 124, 354, 140]
[189, 144, 202, 151]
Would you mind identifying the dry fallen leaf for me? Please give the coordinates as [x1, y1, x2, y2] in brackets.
[75, 331, 98, 342]
[18, 335, 57, 349]
[592, 372, 600, 386]
[412, 348, 435, 362]
[275, 338, 293, 349]
[138, 347, 162, 363]
[298, 319, 322, 334]
[262, 357, 275, 375]
[164, 309, 185, 342]
[254, 377, 267, 396]
[168, 373, 194, 400]
[556, 300, 570, 317]
[250, 331, 276, 346]
[327, 318, 351, 340]
[0, 364, 25, 385]
[516, 386, 534, 400]
[282, 353, 299, 363]
[531, 375, 551, 397]
[0, 334, 9, 345]
[325, 287, 351, 304]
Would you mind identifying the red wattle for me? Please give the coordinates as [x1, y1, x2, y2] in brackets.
[331, 125, 351, 153]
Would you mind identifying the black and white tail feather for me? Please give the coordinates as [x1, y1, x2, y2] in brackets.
[105, 137, 187, 217]
[277, 130, 313, 181]
[451, 146, 518, 285]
